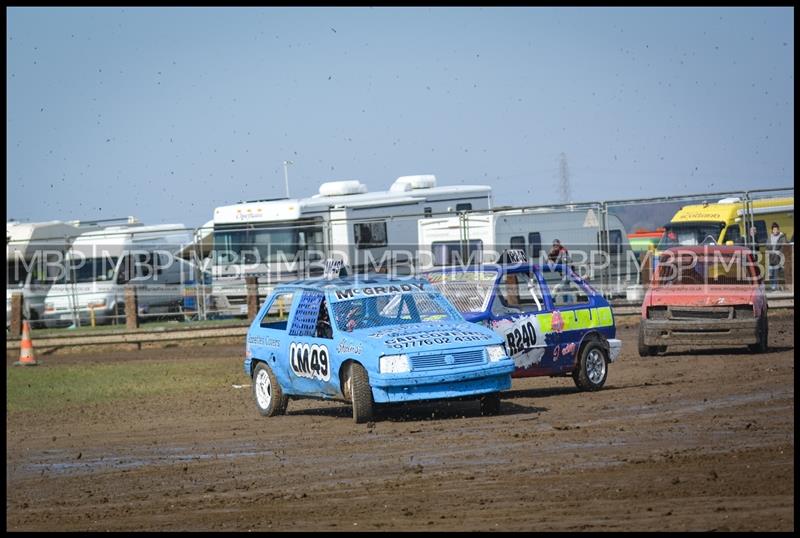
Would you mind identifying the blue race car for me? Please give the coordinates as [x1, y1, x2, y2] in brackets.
[244, 275, 516, 423]
[422, 260, 622, 391]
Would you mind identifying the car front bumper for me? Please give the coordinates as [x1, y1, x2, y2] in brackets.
[641, 319, 759, 347]
[369, 360, 515, 403]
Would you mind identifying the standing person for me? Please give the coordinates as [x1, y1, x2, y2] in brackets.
[767, 222, 788, 291]
[548, 239, 570, 265]
[316, 299, 332, 339]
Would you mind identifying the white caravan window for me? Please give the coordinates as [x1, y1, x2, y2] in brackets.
[353, 222, 387, 249]
[432, 240, 483, 266]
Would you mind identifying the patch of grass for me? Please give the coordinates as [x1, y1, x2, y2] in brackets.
[27, 317, 248, 338]
[7, 357, 244, 413]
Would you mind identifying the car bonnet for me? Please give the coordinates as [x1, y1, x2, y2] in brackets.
[349, 320, 501, 354]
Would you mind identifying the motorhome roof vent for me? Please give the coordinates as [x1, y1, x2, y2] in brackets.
[389, 174, 437, 192]
[717, 197, 741, 204]
[318, 180, 368, 197]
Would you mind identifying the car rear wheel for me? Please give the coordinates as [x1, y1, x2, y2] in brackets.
[252, 362, 288, 417]
[479, 392, 501, 416]
[748, 313, 769, 353]
[349, 363, 374, 424]
[573, 340, 609, 391]
[637, 323, 658, 357]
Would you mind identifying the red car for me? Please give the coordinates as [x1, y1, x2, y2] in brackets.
[638, 246, 768, 356]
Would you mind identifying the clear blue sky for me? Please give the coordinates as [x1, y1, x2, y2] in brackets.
[7, 7, 794, 228]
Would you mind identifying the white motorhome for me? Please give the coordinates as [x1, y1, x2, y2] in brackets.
[7, 220, 83, 327]
[417, 205, 636, 296]
[209, 174, 492, 315]
[42, 223, 195, 328]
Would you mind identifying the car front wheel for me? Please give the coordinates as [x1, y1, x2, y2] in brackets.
[479, 392, 501, 416]
[573, 340, 609, 391]
[748, 313, 769, 353]
[252, 362, 288, 417]
[637, 323, 658, 357]
[349, 363, 374, 424]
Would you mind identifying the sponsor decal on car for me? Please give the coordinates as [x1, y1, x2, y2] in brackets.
[289, 342, 331, 382]
[333, 283, 425, 301]
[247, 335, 281, 348]
[492, 315, 546, 368]
[337, 340, 363, 355]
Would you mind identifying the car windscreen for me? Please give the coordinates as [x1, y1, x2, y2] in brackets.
[7, 260, 29, 287]
[656, 252, 757, 285]
[57, 257, 119, 284]
[423, 270, 498, 313]
[657, 222, 725, 250]
[331, 291, 462, 332]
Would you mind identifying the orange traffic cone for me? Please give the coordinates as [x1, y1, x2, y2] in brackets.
[14, 320, 38, 367]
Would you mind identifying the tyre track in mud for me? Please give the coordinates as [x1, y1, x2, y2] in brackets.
[6, 312, 794, 531]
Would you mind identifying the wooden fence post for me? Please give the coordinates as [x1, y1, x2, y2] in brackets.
[125, 286, 139, 330]
[10, 293, 23, 338]
[246, 276, 259, 322]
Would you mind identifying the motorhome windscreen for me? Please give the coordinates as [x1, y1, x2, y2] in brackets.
[657, 222, 725, 250]
[656, 253, 756, 286]
[7, 260, 29, 287]
[213, 224, 323, 264]
[331, 292, 461, 332]
[424, 271, 498, 313]
[58, 257, 119, 283]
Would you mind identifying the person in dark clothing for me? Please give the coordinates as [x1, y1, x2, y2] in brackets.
[547, 239, 570, 265]
[767, 222, 788, 291]
[316, 299, 333, 338]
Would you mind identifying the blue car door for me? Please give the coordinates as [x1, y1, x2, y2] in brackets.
[540, 265, 593, 372]
[285, 290, 338, 398]
[250, 290, 298, 389]
[488, 269, 552, 373]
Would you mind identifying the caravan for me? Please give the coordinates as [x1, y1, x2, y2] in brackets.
[209, 174, 492, 316]
[42, 223, 194, 328]
[7, 220, 81, 327]
[6, 218, 140, 327]
[417, 205, 636, 297]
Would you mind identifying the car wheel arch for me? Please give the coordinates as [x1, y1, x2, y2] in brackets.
[249, 353, 277, 377]
[576, 330, 609, 359]
[339, 358, 366, 401]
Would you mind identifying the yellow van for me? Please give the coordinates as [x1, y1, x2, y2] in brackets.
[655, 196, 794, 274]
[657, 196, 793, 247]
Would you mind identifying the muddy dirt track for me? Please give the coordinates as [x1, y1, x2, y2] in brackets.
[6, 312, 795, 531]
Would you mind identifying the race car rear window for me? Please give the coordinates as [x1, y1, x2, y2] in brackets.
[260, 291, 294, 330]
[541, 268, 590, 306]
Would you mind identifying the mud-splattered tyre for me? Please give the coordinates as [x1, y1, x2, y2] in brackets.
[349, 363, 374, 424]
[479, 392, 501, 416]
[637, 323, 658, 357]
[573, 340, 609, 391]
[748, 313, 769, 353]
[252, 362, 288, 417]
